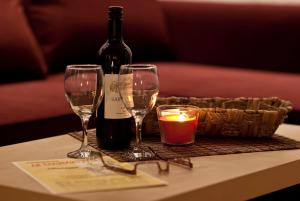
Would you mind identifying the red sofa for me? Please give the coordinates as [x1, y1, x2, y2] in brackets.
[1, 0, 300, 146]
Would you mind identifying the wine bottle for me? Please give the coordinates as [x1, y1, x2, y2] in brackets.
[96, 6, 132, 149]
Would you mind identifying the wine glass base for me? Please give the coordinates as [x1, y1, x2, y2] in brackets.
[123, 146, 156, 161]
[67, 149, 100, 159]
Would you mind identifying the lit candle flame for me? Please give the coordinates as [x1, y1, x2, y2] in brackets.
[161, 110, 195, 122]
[178, 114, 186, 122]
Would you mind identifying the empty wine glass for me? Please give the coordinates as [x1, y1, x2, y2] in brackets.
[64, 64, 104, 159]
[118, 64, 159, 160]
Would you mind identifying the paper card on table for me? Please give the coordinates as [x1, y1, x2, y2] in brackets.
[13, 157, 167, 194]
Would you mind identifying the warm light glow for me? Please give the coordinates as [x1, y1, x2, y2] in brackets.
[158, 106, 199, 145]
[162, 114, 195, 122]
[158, 112, 198, 145]
[178, 114, 186, 122]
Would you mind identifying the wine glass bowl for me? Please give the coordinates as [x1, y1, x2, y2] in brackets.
[64, 64, 104, 159]
[118, 64, 159, 160]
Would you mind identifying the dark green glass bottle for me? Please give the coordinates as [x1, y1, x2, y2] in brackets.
[96, 6, 132, 150]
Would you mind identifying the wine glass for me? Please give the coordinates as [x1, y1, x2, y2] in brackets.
[64, 64, 104, 159]
[118, 64, 159, 160]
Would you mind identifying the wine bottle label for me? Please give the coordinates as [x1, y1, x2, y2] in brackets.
[104, 74, 132, 119]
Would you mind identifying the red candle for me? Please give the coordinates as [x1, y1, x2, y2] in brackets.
[159, 114, 198, 145]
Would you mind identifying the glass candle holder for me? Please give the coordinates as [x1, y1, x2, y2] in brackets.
[156, 105, 199, 145]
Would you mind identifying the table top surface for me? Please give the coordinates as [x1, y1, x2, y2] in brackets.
[1, 123, 300, 201]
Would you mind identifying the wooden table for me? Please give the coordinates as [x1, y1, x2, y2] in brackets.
[1, 124, 300, 201]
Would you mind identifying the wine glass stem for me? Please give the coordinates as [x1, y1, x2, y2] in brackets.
[80, 116, 90, 150]
[134, 116, 144, 147]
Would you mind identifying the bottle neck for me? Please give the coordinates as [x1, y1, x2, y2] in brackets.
[108, 18, 123, 42]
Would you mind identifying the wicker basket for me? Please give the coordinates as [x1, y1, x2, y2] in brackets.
[143, 97, 292, 137]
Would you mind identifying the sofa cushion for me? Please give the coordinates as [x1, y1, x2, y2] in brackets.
[157, 62, 300, 106]
[23, 0, 173, 72]
[0, 73, 81, 146]
[0, 74, 68, 126]
[0, 0, 47, 82]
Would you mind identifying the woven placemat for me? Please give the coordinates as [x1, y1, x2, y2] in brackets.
[69, 130, 300, 162]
